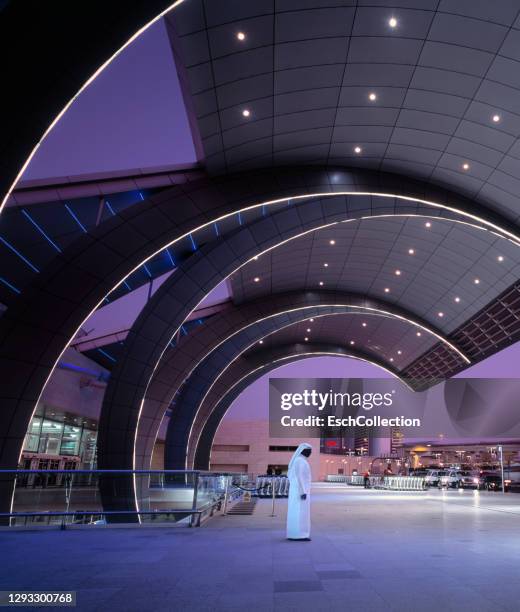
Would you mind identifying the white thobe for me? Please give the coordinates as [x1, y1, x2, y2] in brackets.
[286, 455, 311, 539]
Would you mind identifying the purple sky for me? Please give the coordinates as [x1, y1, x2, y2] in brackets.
[23, 19, 197, 181]
[226, 342, 520, 421]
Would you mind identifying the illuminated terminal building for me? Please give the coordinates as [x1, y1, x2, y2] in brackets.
[3, 2, 520, 610]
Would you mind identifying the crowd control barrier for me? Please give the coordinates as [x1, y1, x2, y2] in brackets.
[325, 474, 426, 490]
[255, 476, 289, 498]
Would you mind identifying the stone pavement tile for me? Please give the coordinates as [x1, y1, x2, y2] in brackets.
[326, 592, 390, 612]
[217, 591, 274, 610]
[316, 570, 361, 579]
[74, 588, 123, 611]
[101, 588, 209, 612]
[313, 561, 357, 572]
[321, 580, 385, 600]
[470, 585, 520, 612]
[272, 569, 319, 582]
[274, 591, 331, 612]
[274, 580, 323, 593]
[371, 582, 503, 612]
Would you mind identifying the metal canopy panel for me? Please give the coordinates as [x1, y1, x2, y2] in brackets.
[230, 217, 520, 334]
[168, 1, 520, 222]
[250, 311, 436, 370]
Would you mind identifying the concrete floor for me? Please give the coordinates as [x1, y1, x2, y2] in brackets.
[1, 483, 520, 611]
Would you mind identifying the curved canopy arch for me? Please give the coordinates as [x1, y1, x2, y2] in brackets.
[190, 343, 405, 471]
[1, 168, 519, 516]
[101, 290, 455, 514]
[164, 310, 428, 477]
[130, 293, 453, 470]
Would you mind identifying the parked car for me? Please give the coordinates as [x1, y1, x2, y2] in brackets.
[439, 469, 477, 489]
[424, 469, 447, 487]
[477, 473, 510, 492]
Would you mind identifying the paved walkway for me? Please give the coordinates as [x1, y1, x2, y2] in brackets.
[1, 484, 520, 611]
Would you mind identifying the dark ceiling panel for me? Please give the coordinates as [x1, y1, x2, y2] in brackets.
[230, 217, 520, 337]
[168, 1, 520, 223]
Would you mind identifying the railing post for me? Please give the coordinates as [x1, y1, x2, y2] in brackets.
[65, 473, 73, 517]
[222, 475, 230, 516]
[190, 472, 199, 527]
[270, 476, 276, 517]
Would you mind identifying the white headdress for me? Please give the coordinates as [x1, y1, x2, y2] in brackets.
[287, 442, 312, 478]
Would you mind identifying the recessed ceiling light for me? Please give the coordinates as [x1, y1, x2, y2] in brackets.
[253, 276, 260, 282]
[350, 340, 355, 345]
[497, 255, 504, 262]
[492, 114, 501, 123]
[408, 248, 415, 255]
[237, 31, 246, 41]
[395, 269, 401, 276]
[390, 357, 394, 362]
[416, 331, 421, 337]
[362, 322, 367, 327]
[425, 221, 431, 228]
[259, 340, 263, 344]
[474, 278, 480, 285]
[369, 92, 377, 101]
[319, 281, 324, 286]
[253, 255, 258, 260]
[389, 17, 397, 28]
[438, 312, 444, 317]
[462, 163, 470, 171]
[397, 350, 402, 355]
[454, 296, 460, 303]
[304, 337, 309, 342]
[306, 328, 311, 333]
[242, 109, 251, 117]
[309, 318, 314, 322]
[329, 239, 336, 245]
[354, 146, 362, 154]
[384, 287, 390, 293]
[324, 262, 329, 267]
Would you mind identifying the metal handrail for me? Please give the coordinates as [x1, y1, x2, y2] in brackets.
[0, 469, 234, 475]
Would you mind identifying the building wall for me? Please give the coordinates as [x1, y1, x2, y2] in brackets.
[210, 419, 320, 479]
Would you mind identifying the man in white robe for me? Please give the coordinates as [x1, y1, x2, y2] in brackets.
[286, 443, 312, 540]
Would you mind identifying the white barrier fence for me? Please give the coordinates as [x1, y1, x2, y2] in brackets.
[255, 476, 290, 498]
[325, 474, 426, 491]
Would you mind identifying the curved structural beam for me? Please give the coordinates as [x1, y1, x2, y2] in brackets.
[0, 167, 515, 516]
[163, 310, 421, 475]
[131, 290, 460, 476]
[1, 1, 186, 214]
[191, 343, 403, 470]
[104, 289, 455, 514]
[98, 203, 476, 513]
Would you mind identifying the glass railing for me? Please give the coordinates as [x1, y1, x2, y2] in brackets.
[0, 470, 247, 527]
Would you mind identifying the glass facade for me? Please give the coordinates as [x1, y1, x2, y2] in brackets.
[22, 404, 98, 468]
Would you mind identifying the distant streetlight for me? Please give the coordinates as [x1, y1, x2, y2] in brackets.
[498, 445, 505, 494]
